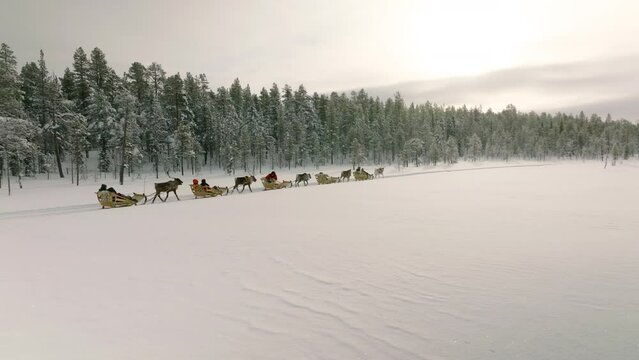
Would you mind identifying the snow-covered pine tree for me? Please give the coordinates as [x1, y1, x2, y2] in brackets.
[126, 62, 149, 107]
[87, 88, 117, 174]
[72, 47, 91, 113]
[174, 121, 199, 175]
[89, 48, 112, 95]
[144, 98, 169, 178]
[162, 73, 197, 174]
[64, 112, 89, 185]
[444, 137, 459, 164]
[22, 51, 67, 178]
[162, 73, 192, 132]
[114, 88, 142, 184]
[468, 133, 482, 161]
[267, 84, 283, 166]
[42, 76, 70, 179]
[293, 85, 321, 167]
[60, 68, 75, 101]
[20, 62, 39, 118]
[402, 138, 424, 166]
[428, 142, 441, 165]
[0, 43, 24, 118]
[185, 73, 213, 165]
[147, 62, 166, 102]
[280, 85, 298, 169]
[216, 87, 240, 174]
[0, 117, 40, 195]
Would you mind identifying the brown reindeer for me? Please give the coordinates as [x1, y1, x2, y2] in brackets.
[231, 175, 257, 193]
[151, 178, 183, 203]
[339, 169, 351, 182]
[374, 167, 385, 178]
[294, 173, 311, 186]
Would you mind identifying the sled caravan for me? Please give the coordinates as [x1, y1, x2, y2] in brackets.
[96, 167, 384, 208]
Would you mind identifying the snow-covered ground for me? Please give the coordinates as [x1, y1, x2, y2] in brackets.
[1, 161, 638, 360]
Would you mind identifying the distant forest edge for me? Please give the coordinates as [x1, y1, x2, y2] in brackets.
[1, 43, 638, 186]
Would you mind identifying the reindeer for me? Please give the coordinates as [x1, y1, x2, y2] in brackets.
[151, 178, 183, 203]
[231, 175, 257, 193]
[294, 173, 311, 186]
[374, 167, 385, 178]
[339, 169, 352, 182]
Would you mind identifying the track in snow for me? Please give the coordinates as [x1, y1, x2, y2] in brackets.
[0, 163, 549, 221]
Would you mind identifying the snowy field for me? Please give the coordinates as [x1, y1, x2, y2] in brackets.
[1, 161, 638, 360]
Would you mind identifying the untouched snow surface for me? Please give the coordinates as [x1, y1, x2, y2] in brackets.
[1, 162, 638, 359]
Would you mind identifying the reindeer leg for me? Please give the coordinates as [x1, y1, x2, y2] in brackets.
[151, 193, 158, 203]
[248, 184, 252, 192]
[174, 190, 180, 201]
[161, 192, 168, 202]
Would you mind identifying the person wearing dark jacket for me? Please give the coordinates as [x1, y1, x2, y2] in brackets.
[107, 186, 136, 202]
[200, 179, 211, 190]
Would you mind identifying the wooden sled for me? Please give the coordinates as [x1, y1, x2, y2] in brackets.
[315, 173, 339, 185]
[96, 191, 138, 209]
[354, 170, 374, 181]
[261, 177, 292, 190]
[190, 184, 229, 198]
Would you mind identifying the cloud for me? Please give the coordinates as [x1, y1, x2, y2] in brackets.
[357, 56, 639, 122]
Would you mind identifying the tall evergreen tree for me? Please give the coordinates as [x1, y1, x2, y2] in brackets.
[64, 112, 89, 185]
[89, 47, 110, 92]
[72, 47, 91, 112]
[113, 89, 143, 184]
[60, 68, 75, 100]
[87, 88, 117, 173]
[0, 43, 24, 118]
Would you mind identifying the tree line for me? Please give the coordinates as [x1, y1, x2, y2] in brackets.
[1, 42, 638, 188]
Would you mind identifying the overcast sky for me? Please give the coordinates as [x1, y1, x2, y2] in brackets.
[2, 0, 638, 120]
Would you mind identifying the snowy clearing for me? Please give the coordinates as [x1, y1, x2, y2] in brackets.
[1, 161, 638, 360]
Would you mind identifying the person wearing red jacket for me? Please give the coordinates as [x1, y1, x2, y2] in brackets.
[264, 171, 277, 182]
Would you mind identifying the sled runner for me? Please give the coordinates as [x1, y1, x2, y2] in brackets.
[261, 177, 292, 190]
[190, 184, 229, 198]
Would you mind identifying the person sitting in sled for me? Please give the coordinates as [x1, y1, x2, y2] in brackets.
[192, 179, 199, 186]
[106, 186, 136, 202]
[200, 179, 211, 191]
[264, 171, 277, 183]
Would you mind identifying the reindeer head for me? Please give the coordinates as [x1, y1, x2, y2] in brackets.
[174, 178, 183, 185]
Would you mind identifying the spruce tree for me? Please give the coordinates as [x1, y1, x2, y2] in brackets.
[87, 88, 117, 174]
[72, 47, 91, 112]
[0, 43, 24, 118]
[60, 68, 75, 100]
[114, 88, 142, 184]
[64, 112, 89, 185]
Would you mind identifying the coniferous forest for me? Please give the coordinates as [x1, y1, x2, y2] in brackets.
[1, 43, 638, 185]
